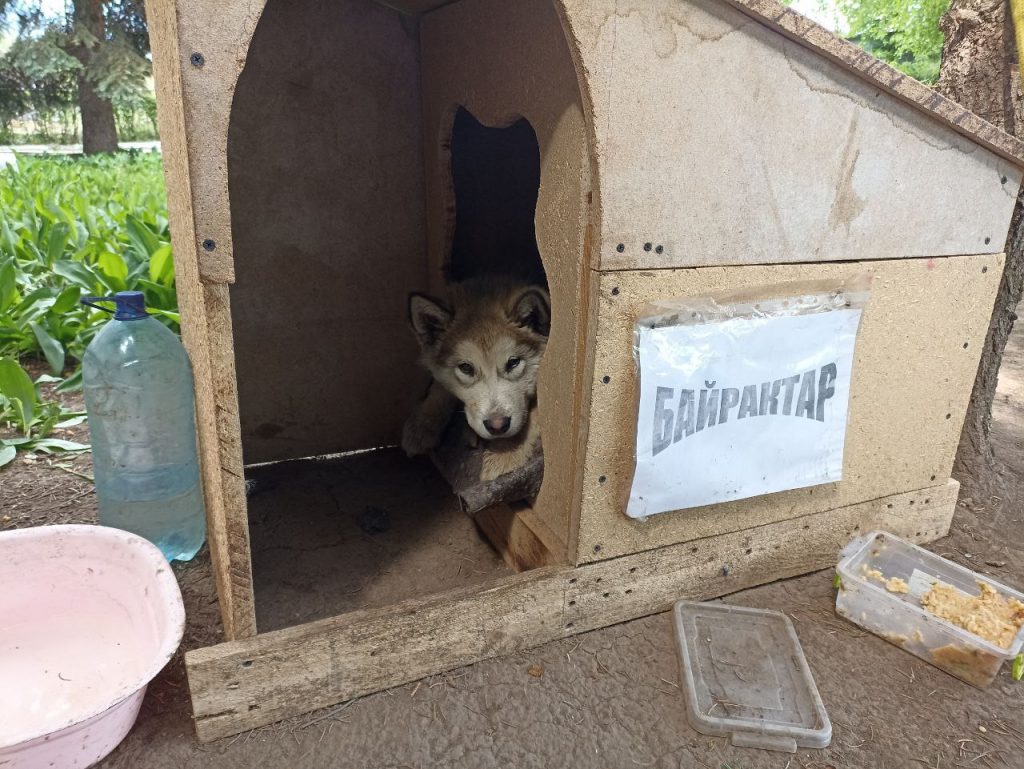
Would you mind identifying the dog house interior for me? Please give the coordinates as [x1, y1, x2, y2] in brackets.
[221, 0, 590, 631]
[148, 0, 1024, 740]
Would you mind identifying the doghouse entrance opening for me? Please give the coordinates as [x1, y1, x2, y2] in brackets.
[226, 0, 553, 632]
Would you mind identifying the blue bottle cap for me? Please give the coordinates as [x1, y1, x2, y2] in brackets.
[113, 291, 148, 321]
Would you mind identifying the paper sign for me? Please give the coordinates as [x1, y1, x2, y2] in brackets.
[627, 308, 863, 519]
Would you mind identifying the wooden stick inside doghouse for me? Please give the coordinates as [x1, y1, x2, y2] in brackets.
[429, 420, 544, 516]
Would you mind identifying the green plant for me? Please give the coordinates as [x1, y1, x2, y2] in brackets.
[0, 150, 178, 379]
[0, 356, 88, 467]
[0, 150, 174, 467]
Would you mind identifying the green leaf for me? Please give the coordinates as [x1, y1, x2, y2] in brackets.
[0, 357, 37, 433]
[54, 414, 87, 428]
[45, 222, 71, 265]
[0, 437, 33, 447]
[97, 251, 128, 291]
[34, 194, 58, 223]
[51, 285, 82, 314]
[832, 572, 843, 590]
[29, 322, 66, 375]
[0, 262, 16, 312]
[126, 215, 162, 259]
[56, 370, 83, 392]
[0, 445, 15, 467]
[1014, 654, 1023, 682]
[27, 438, 90, 454]
[53, 260, 102, 291]
[148, 244, 175, 285]
[147, 308, 180, 325]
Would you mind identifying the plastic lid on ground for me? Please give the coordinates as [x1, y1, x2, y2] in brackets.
[674, 600, 832, 753]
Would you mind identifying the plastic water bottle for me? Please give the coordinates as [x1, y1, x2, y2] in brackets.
[81, 291, 206, 561]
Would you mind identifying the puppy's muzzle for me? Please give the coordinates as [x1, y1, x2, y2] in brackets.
[484, 414, 512, 436]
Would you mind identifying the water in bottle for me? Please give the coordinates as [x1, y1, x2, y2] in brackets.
[82, 291, 206, 561]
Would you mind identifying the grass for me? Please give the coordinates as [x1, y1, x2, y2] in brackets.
[0, 149, 176, 464]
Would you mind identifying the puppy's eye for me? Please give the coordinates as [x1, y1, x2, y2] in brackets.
[457, 362, 475, 377]
[505, 357, 522, 373]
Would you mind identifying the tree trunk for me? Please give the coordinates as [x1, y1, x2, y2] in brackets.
[71, 0, 118, 154]
[78, 70, 119, 154]
[937, 0, 1024, 484]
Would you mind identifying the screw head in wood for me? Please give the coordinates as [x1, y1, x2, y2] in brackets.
[202, 238, 216, 251]
[190, 52, 205, 67]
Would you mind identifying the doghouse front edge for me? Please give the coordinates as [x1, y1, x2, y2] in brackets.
[186, 480, 958, 741]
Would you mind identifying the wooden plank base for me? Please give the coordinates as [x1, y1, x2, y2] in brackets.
[474, 504, 557, 573]
[186, 480, 957, 741]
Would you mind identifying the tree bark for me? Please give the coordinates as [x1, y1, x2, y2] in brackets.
[937, 0, 1024, 484]
[70, 0, 118, 154]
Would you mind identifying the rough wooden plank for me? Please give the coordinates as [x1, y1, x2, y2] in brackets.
[186, 480, 956, 741]
[578, 254, 1001, 564]
[475, 504, 556, 572]
[559, 0, 1022, 271]
[202, 283, 254, 622]
[227, 0, 428, 463]
[421, 0, 592, 559]
[146, 0, 256, 640]
[172, 0, 271, 283]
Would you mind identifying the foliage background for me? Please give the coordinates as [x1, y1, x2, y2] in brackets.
[0, 0, 155, 144]
[788, 0, 951, 83]
[0, 150, 176, 461]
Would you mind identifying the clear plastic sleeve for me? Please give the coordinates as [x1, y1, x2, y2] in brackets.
[627, 274, 871, 520]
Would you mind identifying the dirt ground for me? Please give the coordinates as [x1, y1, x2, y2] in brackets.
[5, 318, 1024, 769]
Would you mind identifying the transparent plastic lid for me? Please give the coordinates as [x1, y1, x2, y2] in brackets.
[674, 601, 832, 753]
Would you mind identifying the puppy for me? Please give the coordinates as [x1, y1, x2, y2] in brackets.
[402, 275, 549, 482]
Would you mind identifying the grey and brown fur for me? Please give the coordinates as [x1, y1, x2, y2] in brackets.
[403, 275, 549, 482]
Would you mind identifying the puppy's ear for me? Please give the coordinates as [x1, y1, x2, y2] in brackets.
[509, 287, 551, 337]
[409, 293, 452, 348]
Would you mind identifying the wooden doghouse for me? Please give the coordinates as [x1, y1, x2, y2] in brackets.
[146, 0, 1024, 740]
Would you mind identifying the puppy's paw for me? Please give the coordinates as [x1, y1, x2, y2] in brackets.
[479, 451, 511, 483]
[401, 416, 442, 457]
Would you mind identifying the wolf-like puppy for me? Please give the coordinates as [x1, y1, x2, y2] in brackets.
[402, 275, 550, 482]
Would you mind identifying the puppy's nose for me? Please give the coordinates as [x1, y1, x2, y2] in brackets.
[484, 415, 511, 435]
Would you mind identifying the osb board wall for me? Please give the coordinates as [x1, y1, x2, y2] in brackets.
[577, 254, 1002, 564]
[228, 0, 429, 463]
[559, 0, 1022, 271]
[421, 0, 592, 558]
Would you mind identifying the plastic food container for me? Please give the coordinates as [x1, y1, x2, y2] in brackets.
[835, 530, 1024, 688]
[674, 601, 832, 752]
[0, 525, 185, 768]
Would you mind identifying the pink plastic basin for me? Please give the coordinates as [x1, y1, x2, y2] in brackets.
[0, 524, 185, 768]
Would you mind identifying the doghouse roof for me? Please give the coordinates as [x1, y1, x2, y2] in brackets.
[382, 0, 1024, 167]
